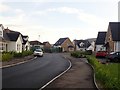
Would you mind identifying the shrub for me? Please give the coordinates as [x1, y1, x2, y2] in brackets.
[71, 51, 85, 58]
[13, 52, 22, 58]
[22, 51, 33, 57]
[2, 53, 13, 61]
[2, 51, 33, 62]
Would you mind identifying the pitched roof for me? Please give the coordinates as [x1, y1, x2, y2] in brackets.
[6, 32, 20, 41]
[3, 30, 10, 40]
[22, 35, 29, 44]
[22, 35, 28, 38]
[95, 32, 107, 45]
[109, 22, 120, 41]
[3, 28, 21, 41]
[74, 40, 91, 48]
[30, 40, 43, 45]
[54, 37, 68, 46]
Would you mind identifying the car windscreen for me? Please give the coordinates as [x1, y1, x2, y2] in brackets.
[35, 49, 42, 52]
[110, 52, 115, 54]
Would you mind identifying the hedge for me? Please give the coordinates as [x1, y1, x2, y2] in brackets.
[2, 51, 33, 62]
[87, 55, 120, 90]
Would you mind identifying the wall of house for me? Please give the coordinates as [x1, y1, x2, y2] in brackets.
[8, 41, 16, 52]
[61, 38, 74, 52]
[87, 41, 95, 51]
[114, 41, 120, 52]
[23, 41, 30, 51]
[16, 35, 23, 52]
[105, 26, 114, 52]
[75, 45, 85, 51]
[44, 43, 51, 49]
[0, 41, 8, 52]
[95, 45, 106, 51]
[0, 26, 3, 37]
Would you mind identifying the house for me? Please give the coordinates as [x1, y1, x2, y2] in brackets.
[105, 22, 120, 53]
[4, 28, 23, 53]
[0, 24, 30, 53]
[54, 37, 74, 52]
[22, 35, 30, 51]
[73, 40, 91, 51]
[30, 40, 44, 50]
[0, 24, 6, 52]
[95, 32, 107, 52]
[86, 38, 96, 51]
[43, 41, 52, 52]
[43, 41, 51, 49]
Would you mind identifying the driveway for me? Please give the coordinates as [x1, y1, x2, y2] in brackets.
[2, 53, 70, 89]
[96, 57, 108, 64]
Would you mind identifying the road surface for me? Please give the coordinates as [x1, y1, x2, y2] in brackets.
[2, 53, 70, 89]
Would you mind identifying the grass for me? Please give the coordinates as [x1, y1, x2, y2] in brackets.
[87, 55, 120, 90]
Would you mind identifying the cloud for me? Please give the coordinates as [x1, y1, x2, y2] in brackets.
[0, 3, 26, 27]
[53, 7, 80, 14]
[1, 0, 119, 3]
[34, 7, 82, 15]
[33, 6, 109, 30]
[0, 3, 11, 12]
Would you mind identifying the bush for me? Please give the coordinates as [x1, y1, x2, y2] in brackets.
[2, 51, 33, 62]
[2, 53, 13, 61]
[71, 51, 85, 58]
[84, 50, 92, 55]
[22, 51, 33, 57]
[14, 52, 22, 58]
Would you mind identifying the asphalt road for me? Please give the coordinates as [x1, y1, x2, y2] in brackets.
[2, 53, 70, 89]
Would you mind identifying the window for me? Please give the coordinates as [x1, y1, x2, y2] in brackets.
[2, 43, 3, 50]
[17, 44, 21, 51]
[0, 31, 2, 36]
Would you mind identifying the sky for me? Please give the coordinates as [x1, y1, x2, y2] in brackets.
[0, 0, 119, 44]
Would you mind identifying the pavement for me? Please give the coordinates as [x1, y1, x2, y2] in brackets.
[2, 53, 70, 89]
[44, 53, 98, 90]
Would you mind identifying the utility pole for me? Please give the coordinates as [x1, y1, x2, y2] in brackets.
[38, 35, 40, 42]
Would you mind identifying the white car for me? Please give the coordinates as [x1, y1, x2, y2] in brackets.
[34, 49, 43, 57]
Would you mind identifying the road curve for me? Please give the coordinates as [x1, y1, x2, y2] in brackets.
[2, 53, 70, 89]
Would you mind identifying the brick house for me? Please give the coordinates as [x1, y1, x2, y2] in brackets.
[43, 41, 51, 49]
[43, 41, 52, 52]
[54, 37, 74, 52]
[105, 22, 120, 53]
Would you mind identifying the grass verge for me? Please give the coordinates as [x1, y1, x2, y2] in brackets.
[87, 55, 120, 90]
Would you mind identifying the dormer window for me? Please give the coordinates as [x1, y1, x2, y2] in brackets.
[80, 42, 84, 47]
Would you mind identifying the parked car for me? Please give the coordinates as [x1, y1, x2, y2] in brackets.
[106, 52, 120, 62]
[96, 51, 108, 58]
[34, 49, 43, 57]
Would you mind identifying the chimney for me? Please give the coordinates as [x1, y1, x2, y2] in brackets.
[4, 27, 10, 33]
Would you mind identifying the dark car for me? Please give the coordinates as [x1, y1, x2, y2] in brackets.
[106, 52, 120, 62]
[96, 51, 108, 58]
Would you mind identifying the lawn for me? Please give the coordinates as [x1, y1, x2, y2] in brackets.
[87, 55, 120, 90]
